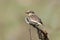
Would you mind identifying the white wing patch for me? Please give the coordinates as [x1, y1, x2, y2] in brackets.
[30, 19, 42, 25]
[25, 17, 29, 24]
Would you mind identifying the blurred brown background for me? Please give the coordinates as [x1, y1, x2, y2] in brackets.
[0, 0, 60, 40]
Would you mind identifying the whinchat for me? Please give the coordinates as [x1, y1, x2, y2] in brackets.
[25, 10, 43, 27]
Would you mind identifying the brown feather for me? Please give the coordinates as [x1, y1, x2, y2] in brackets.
[28, 14, 43, 25]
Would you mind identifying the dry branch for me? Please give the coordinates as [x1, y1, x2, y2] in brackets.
[32, 25, 49, 40]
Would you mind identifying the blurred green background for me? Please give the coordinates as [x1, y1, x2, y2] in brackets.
[0, 0, 60, 40]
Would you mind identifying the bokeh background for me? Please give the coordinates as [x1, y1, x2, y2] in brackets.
[0, 0, 60, 40]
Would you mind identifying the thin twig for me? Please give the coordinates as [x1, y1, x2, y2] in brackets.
[29, 26, 32, 40]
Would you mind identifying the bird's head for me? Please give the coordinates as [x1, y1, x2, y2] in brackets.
[25, 10, 35, 16]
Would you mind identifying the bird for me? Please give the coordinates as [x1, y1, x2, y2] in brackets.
[25, 10, 43, 26]
[25, 10, 47, 39]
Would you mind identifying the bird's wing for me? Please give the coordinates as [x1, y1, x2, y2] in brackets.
[29, 15, 43, 25]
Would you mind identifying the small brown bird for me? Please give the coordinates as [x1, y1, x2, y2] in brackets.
[25, 10, 47, 39]
[25, 10, 43, 27]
